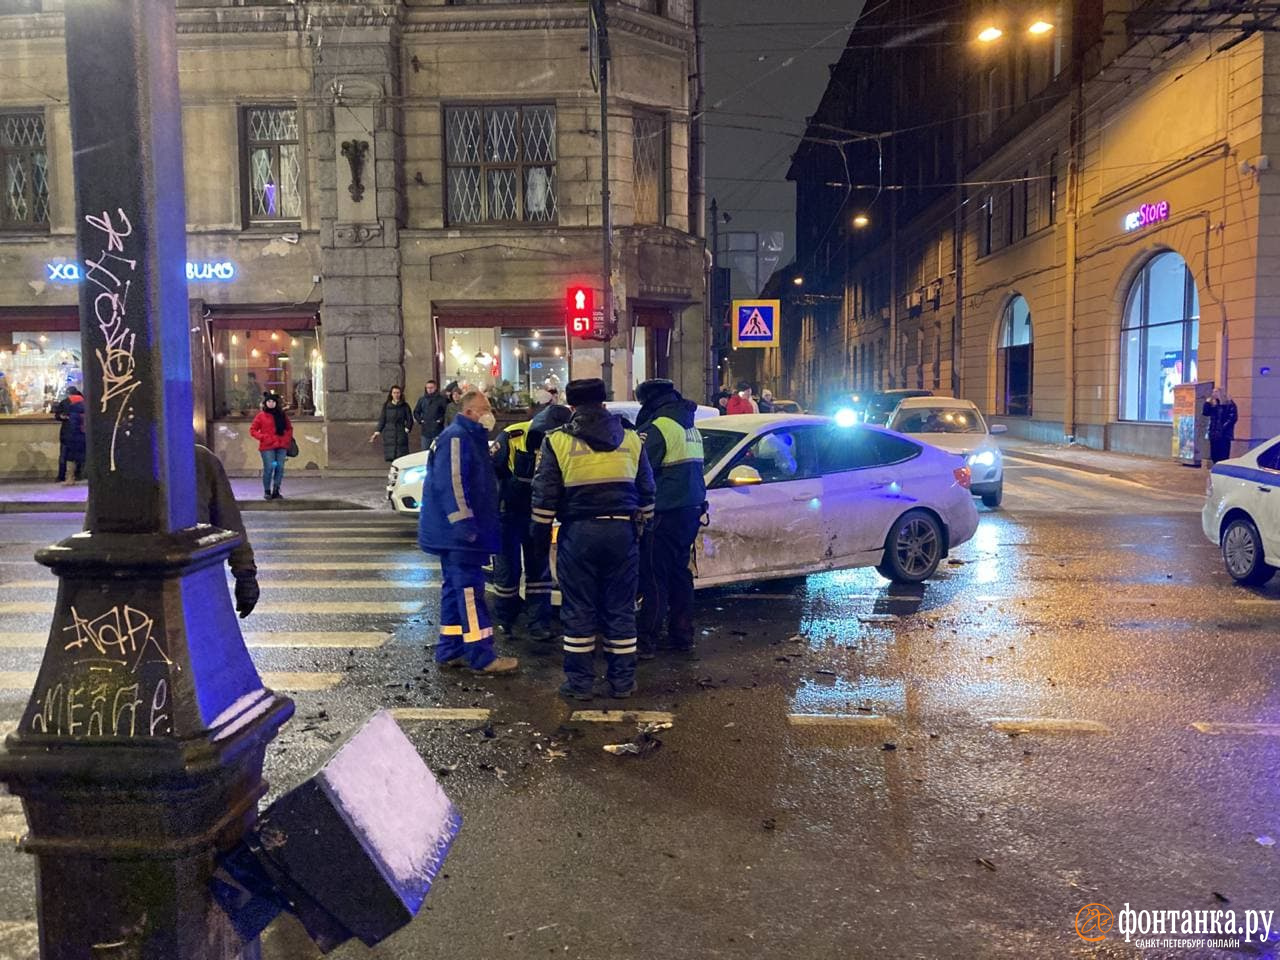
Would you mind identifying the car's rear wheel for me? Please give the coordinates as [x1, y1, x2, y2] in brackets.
[876, 509, 944, 584]
[1221, 516, 1277, 585]
[981, 480, 1003, 509]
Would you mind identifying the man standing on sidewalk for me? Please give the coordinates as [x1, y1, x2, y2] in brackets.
[413, 379, 448, 451]
[634, 379, 706, 660]
[418, 389, 518, 674]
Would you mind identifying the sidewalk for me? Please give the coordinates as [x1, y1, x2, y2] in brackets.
[999, 437, 1209, 497]
[0, 471, 391, 513]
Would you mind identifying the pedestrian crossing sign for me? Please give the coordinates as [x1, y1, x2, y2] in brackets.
[731, 299, 780, 348]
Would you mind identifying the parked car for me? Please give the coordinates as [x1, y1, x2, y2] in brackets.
[770, 399, 804, 414]
[858, 389, 934, 426]
[386, 401, 718, 516]
[886, 397, 1007, 508]
[691, 414, 979, 584]
[1202, 434, 1280, 585]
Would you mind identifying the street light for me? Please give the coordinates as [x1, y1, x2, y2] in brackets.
[793, 276, 804, 286]
[1028, 19, 1054, 35]
[977, 25, 1003, 42]
[852, 213, 870, 229]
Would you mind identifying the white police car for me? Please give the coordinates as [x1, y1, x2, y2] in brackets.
[1202, 434, 1280, 585]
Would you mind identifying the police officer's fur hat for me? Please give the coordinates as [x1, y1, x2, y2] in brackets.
[635, 378, 677, 406]
[565, 378, 607, 405]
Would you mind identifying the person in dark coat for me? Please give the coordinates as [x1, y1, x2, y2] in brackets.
[1204, 388, 1239, 463]
[443, 381, 463, 426]
[194, 444, 259, 618]
[54, 386, 86, 483]
[635, 379, 707, 660]
[418, 389, 518, 674]
[371, 385, 414, 462]
[531, 378, 656, 701]
[711, 389, 731, 415]
[413, 379, 449, 451]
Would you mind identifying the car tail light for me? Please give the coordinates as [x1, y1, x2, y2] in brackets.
[953, 465, 972, 489]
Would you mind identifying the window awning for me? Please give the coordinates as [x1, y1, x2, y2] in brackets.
[0, 307, 79, 333]
[206, 303, 321, 330]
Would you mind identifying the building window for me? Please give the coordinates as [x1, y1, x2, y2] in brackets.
[243, 106, 302, 224]
[0, 323, 81, 417]
[1, 112, 49, 230]
[445, 105, 557, 225]
[1120, 251, 1200, 423]
[996, 295, 1033, 416]
[213, 325, 322, 418]
[633, 110, 666, 225]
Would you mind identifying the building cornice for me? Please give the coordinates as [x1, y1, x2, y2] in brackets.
[402, 4, 690, 53]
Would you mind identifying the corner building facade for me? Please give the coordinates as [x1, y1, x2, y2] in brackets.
[0, 0, 705, 476]
[784, 1, 1280, 458]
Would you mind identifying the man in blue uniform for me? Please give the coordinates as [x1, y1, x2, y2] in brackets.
[418, 390, 518, 674]
[634, 379, 707, 659]
[491, 402, 572, 645]
[531, 378, 655, 700]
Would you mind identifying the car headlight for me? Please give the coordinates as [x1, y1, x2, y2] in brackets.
[834, 408, 858, 428]
[400, 466, 426, 487]
[968, 450, 997, 467]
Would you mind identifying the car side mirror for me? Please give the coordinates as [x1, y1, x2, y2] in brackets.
[728, 465, 763, 486]
[990, 424, 1008, 435]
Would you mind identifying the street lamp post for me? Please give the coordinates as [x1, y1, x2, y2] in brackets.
[0, 1, 291, 957]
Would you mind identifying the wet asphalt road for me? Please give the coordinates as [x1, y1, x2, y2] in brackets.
[1, 459, 1279, 960]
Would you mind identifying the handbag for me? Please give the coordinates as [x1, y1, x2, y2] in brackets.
[286, 436, 300, 458]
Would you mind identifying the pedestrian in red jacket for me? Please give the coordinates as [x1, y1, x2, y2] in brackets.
[249, 391, 293, 500]
[725, 381, 758, 416]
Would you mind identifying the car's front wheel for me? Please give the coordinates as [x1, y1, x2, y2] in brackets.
[981, 480, 1004, 509]
[1221, 516, 1277, 585]
[876, 509, 944, 584]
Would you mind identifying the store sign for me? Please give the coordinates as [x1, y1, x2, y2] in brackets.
[44, 260, 237, 283]
[1123, 201, 1170, 233]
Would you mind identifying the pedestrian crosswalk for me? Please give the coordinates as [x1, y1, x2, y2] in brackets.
[0, 512, 433, 717]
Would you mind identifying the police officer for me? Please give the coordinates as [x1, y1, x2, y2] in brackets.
[531, 378, 654, 700]
[634, 379, 706, 660]
[418, 389, 518, 674]
[491, 402, 572, 644]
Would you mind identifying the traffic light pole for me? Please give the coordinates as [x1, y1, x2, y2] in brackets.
[0, 0, 291, 956]
[596, 0, 614, 398]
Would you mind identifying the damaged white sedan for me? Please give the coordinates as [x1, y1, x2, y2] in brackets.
[694, 414, 979, 585]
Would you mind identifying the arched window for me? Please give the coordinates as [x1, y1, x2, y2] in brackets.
[996, 295, 1033, 416]
[1120, 251, 1199, 422]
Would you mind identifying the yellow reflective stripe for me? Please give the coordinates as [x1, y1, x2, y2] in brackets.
[655, 417, 704, 467]
[505, 421, 530, 473]
[448, 437, 473, 523]
[441, 625, 463, 636]
[462, 587, 485, 643]
[550, 431, 642, 488]
[532, 515, 554, 525]
[532, 507, 556, 516]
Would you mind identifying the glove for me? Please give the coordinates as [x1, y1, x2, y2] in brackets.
[234, 575, 260, 619]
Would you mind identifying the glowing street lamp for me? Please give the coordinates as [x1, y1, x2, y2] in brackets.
[852, 213, 871, 229]
[977, 25, 1002, 43]
[1028, 19, 1054, 35]
[792, 276, 804, 286]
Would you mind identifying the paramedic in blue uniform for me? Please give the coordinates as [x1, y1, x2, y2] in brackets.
[418, 389, 518, 674]
[530, 378, 655, 700]
[491, 402, 572, 644]
[634, 378, 706, 659]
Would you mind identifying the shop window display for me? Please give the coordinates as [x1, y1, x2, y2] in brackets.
[439, 326, 569, 410]
[0, 331, 82, 416]
[213, 327, 322, 418]
[1119, 251, 1199, 423]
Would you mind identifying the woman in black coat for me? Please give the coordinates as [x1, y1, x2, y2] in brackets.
[370, 385, 414, 462]
[1203, 388, 1238, 463]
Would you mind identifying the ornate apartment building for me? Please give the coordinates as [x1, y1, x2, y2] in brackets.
[781, 0, 1280, 458]
[0, 0, 705, 476]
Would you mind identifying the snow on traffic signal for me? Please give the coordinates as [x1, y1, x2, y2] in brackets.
[566, 285, 595, 337]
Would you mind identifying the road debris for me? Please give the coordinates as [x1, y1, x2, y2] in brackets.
[976, 857, 997, 872]
[1257, 835, 1276, 847]
[603, 721, 669, 757]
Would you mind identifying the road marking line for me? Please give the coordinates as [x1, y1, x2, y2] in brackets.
[255, 580, 435, 590]
[987, 717, 1109, 734]
[721, 593, 801, 601]
[254, 601, 424, 615]
[391, 707, 492, 722]
[253, 549, 412, 556]
[0, 631, 389, 649]
[256, 562, 436, 571]
[1191, 722, 1280, 736]
[0, 923, 39, 949]
[263, 537, 417, 545]
[569, 710, 675, 724]
[0, 671, 342, 693]
[787, 713, 895, 728]
[0, 600, 422, 616]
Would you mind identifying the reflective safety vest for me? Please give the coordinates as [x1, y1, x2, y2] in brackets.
[503, 420, 532, 477]
[549, 429, 644, 488]
[652, 417, 704, 468]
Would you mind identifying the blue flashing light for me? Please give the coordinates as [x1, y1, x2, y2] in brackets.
[834, 408, 858, 428]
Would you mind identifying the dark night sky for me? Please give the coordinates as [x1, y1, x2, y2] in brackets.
[702, 0, 867, 296]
